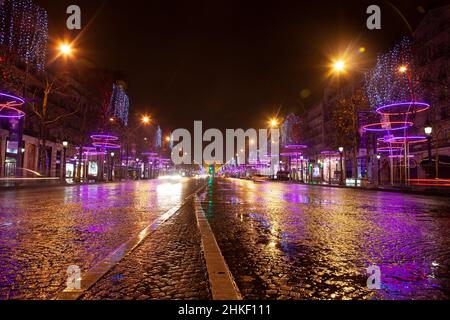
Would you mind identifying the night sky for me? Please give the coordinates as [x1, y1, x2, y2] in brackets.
[36, 0, 447, 131]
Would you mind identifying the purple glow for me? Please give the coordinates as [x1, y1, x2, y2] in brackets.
[376, 102, 430, 116]
[142, 152, 158, 157]
[92, 142, 121, 149]
[285, 144, 308, 150]
[377, 146, 404, 153]
[388, 154, 415, 158]
[386, 136, 428, 144]
[362, 121, 413, 132]
[0, 93, 26, 119]
[90, 134, 119, 141]
[280, 152, 303, 157]
[0, 93, 25, 106]
[320, 151, 339, 156]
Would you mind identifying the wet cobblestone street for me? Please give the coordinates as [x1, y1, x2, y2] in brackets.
[82, 200, 211, 300]
[1, 177, 450, 300]
[0, 179, 204, 300]
[200, 178, 450, 300]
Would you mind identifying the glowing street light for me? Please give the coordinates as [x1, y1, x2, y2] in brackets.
[424, 126, 433, 136]
[399, 65, 408, 74]
[269, 118, 279, 128]
[332, 60, 346, 73]
[338, 147, 344, 185]
[59, 42, 73, 56]
[165, 136, 171, 142]
[142, 116, 151, 125]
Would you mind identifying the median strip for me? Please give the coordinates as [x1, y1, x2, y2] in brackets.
[194, 195, 242, 300]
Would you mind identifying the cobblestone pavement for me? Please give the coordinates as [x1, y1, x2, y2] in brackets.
[200, 178, 450, 300]
[82, 200, 211, 300]
[0, 179, 204, 300]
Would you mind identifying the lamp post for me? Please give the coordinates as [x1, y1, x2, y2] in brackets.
[425, 126, 433, 178]
[136, 158, 140, 180]
[328, 156, 332, 185]
[110, 152, 115, 182]
[339, 147, 344, 186]
[377, 154, 381, 186]
[300, 156, 304, 184]
[318, 160, 323, 184]
[62, 141, 68, 182]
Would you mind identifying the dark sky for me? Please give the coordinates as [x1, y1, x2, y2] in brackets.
[36, 0, 448, 131]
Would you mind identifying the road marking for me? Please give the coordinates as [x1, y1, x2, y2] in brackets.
[56, 183, 207, 300]
[194, 195, 242, 300]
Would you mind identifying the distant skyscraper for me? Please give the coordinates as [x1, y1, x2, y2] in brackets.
[108, 81, 129, 126]
[0, 0, 48, 71]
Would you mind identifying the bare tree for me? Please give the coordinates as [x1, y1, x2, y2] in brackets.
[28, 76, 78, 175]
[332, 88, 371, 186]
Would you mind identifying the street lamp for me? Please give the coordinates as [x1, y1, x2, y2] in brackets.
[58, 42, 73, 57]
[398, 65, 408, 74]
[269, 118, 279, 128]
[110, 152, 115, 181]
[300, 155, 304, 184]
[377, 154, 381, 186]
[338, 147, 344, 185]
[425, 126, 433, 178]
[318, 159, 324, 183]
[332, 60, 346, 73]
[62, 141, 68, 183]
[142, 116, 151, 125]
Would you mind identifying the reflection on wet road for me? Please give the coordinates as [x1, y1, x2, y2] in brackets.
[200, 178, 450, 300]
[0, 179, 203, 299]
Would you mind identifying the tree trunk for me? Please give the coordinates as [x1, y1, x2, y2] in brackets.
[38, 126, 48, 176]
[353, 147, 358, 187]
[76, 146, 83, 182]
[435, 138, 440, 180]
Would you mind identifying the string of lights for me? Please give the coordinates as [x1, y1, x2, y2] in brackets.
[365, 38, 422, 110]
[109, 82, 130, 126]
[0, 0, 48, 71]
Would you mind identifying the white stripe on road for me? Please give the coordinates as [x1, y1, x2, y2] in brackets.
[194, 195, 242, 300]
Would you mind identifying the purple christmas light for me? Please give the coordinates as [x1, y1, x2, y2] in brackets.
[376, 102, 430, 116]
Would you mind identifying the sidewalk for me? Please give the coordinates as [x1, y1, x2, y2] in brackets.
[280, 180, 450, 198]
[0, 179, 126, 192]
